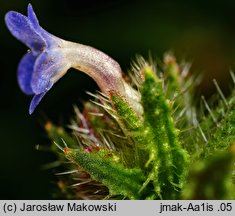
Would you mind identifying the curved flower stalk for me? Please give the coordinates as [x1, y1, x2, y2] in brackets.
[5, 4, 140, 114]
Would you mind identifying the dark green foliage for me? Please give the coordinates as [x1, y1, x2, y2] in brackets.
[182, 145, 235, 199]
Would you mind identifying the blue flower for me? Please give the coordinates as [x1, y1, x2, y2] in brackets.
[5, 4, 142, 115]
[5, 4, 70, 114]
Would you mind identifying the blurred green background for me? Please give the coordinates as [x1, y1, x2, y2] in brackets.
[1, 0, 235, 199]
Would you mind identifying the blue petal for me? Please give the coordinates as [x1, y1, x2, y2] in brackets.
[17, 52, 36, 95]
[27, 3, 62, 49]
[29, 92, 47, 114]
[31, 51, 69, 94]
[5, 11, 46, 53]
[27, 4, 40, 30]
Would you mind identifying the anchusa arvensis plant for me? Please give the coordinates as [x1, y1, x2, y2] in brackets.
[5, 4, 235, 199]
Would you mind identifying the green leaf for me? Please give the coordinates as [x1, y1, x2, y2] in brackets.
[64, 148, 145, 199]
[141, 65, 189, 199]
